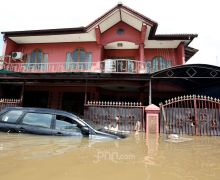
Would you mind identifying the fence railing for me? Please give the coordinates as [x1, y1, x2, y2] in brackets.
[160, 95, 220, 136]
[2, 58, 150, 74]
[84, 101, 145, 131]
[3, 62, 101, 73]
[0, 98, 22, 111]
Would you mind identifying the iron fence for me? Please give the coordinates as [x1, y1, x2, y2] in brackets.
[84, 101, 145, 131]
[0, 98, 22, 111]
[160, 95, 220, 136]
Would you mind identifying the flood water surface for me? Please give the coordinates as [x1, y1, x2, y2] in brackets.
[0, 132, 220, 180]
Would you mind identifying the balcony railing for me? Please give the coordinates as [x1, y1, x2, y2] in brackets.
[2, 62, 101, 73]
[100, 59, 146, 73]
[0, 57, 168, 74]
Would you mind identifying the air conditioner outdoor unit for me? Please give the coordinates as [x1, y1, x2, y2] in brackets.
[11, 52, 23, 60]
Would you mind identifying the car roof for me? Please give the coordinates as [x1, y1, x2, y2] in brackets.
[3, 107, 77, 117]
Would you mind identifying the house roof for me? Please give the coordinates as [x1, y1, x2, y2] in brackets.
[1, 3, 198, 59]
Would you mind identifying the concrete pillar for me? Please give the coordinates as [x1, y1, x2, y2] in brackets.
[139, 43, 145, 61]
[145, 104, 160, 134]
[139, 43, 145, 73]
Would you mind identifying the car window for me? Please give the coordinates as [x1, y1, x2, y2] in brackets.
[55, 115, 81, 132]
[1, 110, 23, 123]
[22, 113, 52, 128]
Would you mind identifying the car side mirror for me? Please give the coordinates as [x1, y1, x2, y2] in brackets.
[81, 126, 90, 135]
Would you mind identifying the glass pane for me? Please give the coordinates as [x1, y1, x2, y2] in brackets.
[152, 57, 159, 72]
[167, 61, 172, 68]
[1, 110, 23, 123]
[26, 54, 31, 63]
[79, 49, 86, 62]
[22, 113, 52, 128]
[43, 54, 48, 63]
[37, 50, 43, 63]
[128, 60, 134, 72]
[55, 115, 81, 132]
[87, 52, 92, 70]
[146, 61, 151, 73]
[66, 52, 73, 70]
[42, 53, 48, 71]
[30, 51, 36, 63]
[72, 49, 79, 62]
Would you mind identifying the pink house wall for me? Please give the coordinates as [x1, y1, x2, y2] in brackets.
[3, 22, 185, 67]
[144, 48, 177, 65]
[16, 42, 101, 63]
[3, 37, 18, 57]
[101, 21, 141, 45]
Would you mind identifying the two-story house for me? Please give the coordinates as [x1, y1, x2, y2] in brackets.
[0, 3, 209, 116]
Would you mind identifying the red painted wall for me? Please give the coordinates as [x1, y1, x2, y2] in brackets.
[4, 38, 18, 55]
[101, 21, 141, 45]
[103, 49, 139, 60]
[15, 42, 101, 63]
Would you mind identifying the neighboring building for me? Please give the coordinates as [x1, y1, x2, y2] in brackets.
[0, 3, 219, 116]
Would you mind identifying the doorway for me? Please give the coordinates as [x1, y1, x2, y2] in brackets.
[62, 92, 85, 116]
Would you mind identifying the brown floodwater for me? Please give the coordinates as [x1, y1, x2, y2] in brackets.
[0, 132, 220, 180]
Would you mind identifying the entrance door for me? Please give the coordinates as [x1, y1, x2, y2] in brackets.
[62, 92, 85, 116]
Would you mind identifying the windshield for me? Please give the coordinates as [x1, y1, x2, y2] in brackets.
[77, 117, 103, 131]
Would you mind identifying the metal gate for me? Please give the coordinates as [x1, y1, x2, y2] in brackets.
[160, 95, 220, 136]
[0, 98, 22, 111]
[84, 101, 145, 131]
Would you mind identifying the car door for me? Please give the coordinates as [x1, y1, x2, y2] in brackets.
[51, 114, 83, 136]
[0, 110, 23, 132]
[18, 112, 53, 135]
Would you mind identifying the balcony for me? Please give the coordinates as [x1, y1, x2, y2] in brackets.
[101, 59, 147, 73]
[0, 57, 170, 74]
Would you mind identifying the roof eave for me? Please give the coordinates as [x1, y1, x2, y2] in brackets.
[185, 46, 199, 62]
[149, 34, 198, 41]
[1, 27, 86, 37]
[85, 3, 158, 31]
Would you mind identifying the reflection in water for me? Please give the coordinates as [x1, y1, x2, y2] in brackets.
[0, 132, 220, 180]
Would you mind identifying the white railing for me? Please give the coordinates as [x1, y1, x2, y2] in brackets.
[3, 62, 101, 73]
[0, 56, 4, 70]
[101, 59, 147, 73]
[2, 58, 149, 74]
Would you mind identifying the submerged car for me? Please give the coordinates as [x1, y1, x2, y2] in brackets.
[0, 107, 127, 139]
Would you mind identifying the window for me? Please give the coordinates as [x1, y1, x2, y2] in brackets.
[66, 48, 93, 71]
[22, 113, 52, 128]
[146, 61, 151, 73]
[152, 57, 159, 72]
[151, 56, 172, 73]
[1, 110, 23, 123]
[117, 28, 125, 35]
[26, 49, 48, 71]
[55, 115, 81, 132]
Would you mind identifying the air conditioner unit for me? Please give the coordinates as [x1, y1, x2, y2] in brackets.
[11, 52, 23, 60]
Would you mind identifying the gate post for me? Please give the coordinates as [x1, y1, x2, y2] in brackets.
[145, 104, 160, 134]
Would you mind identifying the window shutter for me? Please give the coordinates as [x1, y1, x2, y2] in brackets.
[87, 52, 92, 70]
[72, 49, 78, 62]
[30, 51, 36, 63]
[66, 52, 72, 70]
[43, 53, 48, 71]
[25, 54, 31, 71]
